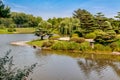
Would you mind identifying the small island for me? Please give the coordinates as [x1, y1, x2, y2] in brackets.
[1, 0, 120, 80]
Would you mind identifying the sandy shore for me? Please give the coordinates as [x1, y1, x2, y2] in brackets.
[10, 41, 41, 50]
[10, 41, 30, 47]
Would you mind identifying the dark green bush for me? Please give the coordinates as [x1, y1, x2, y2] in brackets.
[7, 28, 16, 32]
[95, 33, 116, 45]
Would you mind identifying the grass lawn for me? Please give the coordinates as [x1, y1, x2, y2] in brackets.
[0, 28, 35, 34]
[15, 28, 35, 34]
[0, 29, 12, 34]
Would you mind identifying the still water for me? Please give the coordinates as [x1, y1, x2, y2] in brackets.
[0, 34, 120, 80]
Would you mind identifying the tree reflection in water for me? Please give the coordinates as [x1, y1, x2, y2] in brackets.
[77, 54, 120, 78]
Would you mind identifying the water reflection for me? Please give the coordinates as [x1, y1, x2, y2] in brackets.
[77, 56, 120, 79]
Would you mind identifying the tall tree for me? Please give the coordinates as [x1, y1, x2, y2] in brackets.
[115, 12, 120, 20]
[0, 0, 10, 18]
[35, 20, 52, 40]
[73, 9, 95, 33]
[11, 12, 29, 27]
[59, 17, 80, 36]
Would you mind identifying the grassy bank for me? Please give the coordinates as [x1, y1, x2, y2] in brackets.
[0, 28, 35, 34]
[27, 39, 113, 54]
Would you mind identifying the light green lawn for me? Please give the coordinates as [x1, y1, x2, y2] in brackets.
[0, 28, 35, 34]
[27, 40, 47, 47]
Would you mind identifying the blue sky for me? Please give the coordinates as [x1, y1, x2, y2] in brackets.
[3, 0, 120, 19]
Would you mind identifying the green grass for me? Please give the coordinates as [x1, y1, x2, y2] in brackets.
[0, 29, 12, 34]
[27, 39, 47, 47]
[0, 28, 35, 34]
[15, 28, 35, 34]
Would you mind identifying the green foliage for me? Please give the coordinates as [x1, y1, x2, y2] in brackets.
[59, 18, 80, 36]
[79, 42, 91, 51]
[51, 41, 80, 50]
[7, 28, 16, 32]
[116, 34, 120, 40]
[67, 41, 79, 50]
[101, 21, 112, 31]
[93, 30, 106, 35]
[0, 0, 11, 18]
[94, 44, 106, 51]
[0, 50, 37, 80]
[106, 30, 116, 35]
[42, 40, 54, 47]
[71, 33, 79, 37]
[85, 33, 96, 39]
[95, 33, 116, 45]
[51, 41, 68, 50]
[70, 37, 85, 43]
[0, 24, 5, 29]
[109, 42, 119, 51]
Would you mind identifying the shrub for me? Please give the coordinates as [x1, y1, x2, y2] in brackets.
[94, 44, 106, 51]
[94, 30, 106, 35]
[79, 42, 91, 51]
[51, 41, 68, 50]
[7, 28, 16, 32]
[0, 50, 37, 80]
[85, 33, 96, 39]
[70, 37, 85, 43]
[109, 42, 119, 51]
[95, 33, 116, 45]
[67, 41, 79, 50]
[0, 24, 5, 29]
[106, 30, 116, 35]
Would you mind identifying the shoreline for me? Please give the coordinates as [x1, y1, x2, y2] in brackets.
[10, 41, 30, 47]
[10, 40, 120, 55]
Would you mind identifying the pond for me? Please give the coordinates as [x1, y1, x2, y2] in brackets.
[0, 34, 120, 80]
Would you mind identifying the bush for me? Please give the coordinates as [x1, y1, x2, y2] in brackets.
[116, 35, 120, 40]
[70, 37, 85, 43]
[94, 30, 106, 35]
[85, 33, 96, 39]
[7, 28, 16, 32]
[49, 35, 60, 40]
[67, 41, 79, 50]
[51, 41, 68, 50]
[95, 33, 116, 45]
[94, 44, 106, 51]
[0, 24, 5, 29]
[0, 50, 37, 80]
[79, 42, 91, 51]
[106, 30, 116, 35]
[109, 42, 119, 51]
